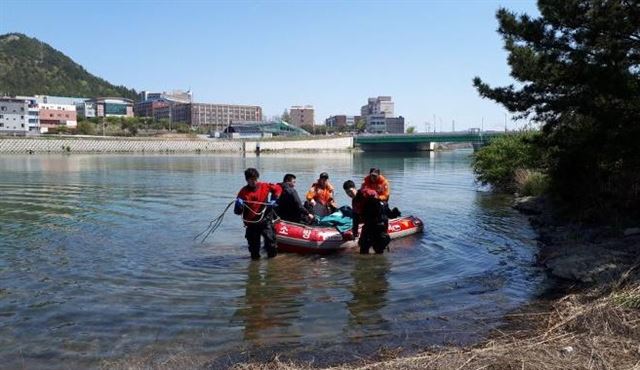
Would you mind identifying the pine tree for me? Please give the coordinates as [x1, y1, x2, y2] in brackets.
[474, 0, 640, 220]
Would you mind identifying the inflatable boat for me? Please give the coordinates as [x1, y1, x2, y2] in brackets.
[274, 216, 424, 255]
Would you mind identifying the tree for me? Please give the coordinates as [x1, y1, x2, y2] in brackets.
[77, 121, 96, 135]
[406, 126, 416, 134]
[281, 108, 291, 123]
[355, 118, 367, 133]
[473, 0, 640, 220]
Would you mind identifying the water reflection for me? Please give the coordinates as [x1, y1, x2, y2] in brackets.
[233, 258, 306, 343]
[347, 255, 390, 338]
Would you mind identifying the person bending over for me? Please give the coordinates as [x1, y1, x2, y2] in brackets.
[343, 180, 390, 254]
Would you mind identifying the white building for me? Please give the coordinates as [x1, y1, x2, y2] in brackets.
[0, 97, 40, 135]
[360, 96, 403, 133]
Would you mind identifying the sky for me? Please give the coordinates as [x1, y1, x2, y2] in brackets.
[1, 0, 539, 132]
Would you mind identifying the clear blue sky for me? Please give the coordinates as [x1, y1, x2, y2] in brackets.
[2, 0, 538, 131]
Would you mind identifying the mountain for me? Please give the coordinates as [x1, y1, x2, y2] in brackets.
[0, 33, 137, 100]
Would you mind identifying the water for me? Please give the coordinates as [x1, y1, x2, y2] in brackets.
[0, 151, 545, 368]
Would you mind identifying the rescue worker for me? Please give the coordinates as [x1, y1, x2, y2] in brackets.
[234, 168, 282, 260]
[305, 172, 337, 217]
[343, 180, 390, 254]
[277, 173, 314, 224]
[362, 168, 401, 219]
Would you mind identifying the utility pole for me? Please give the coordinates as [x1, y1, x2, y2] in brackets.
[504, 113, 508, 132]
[452, 120, 455, 132]
[433, 114, 436, 133]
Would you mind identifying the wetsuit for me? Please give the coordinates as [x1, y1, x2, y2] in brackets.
[234, 182, 282, 260]
[352, 188, 390, 254]
[277, 182, 308, 223]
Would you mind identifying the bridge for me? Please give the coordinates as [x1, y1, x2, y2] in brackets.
[354, 131, 507, 151]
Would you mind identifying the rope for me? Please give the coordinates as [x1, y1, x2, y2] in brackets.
[194, 199, 281, 243]
[193, 200, 235, 243]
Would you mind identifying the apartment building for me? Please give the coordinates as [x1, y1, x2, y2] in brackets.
[289, 105, 314, 127]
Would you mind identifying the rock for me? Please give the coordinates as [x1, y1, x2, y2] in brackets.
[513, 196, 545, 215]
[623, 227, 640, 237]
[545, 244, 631, 284]
[560, 346, 574, 355]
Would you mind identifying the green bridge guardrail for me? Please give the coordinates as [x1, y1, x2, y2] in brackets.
[354, 131, 506, 144]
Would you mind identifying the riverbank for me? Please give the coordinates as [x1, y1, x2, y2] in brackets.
[0, 135, 354, 153]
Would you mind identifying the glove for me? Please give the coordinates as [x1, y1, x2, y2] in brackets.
[235, 198, 244, 207]
[268, 200, 278, 207]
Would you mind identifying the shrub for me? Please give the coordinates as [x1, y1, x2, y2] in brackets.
[472, 131, 544, 192]
[77, 121, 96, 135]
[515, 169, 549, 197]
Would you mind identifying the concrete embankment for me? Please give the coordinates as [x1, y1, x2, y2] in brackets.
[0, 136, 354, 153]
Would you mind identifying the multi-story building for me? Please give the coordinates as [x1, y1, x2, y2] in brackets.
[38, 103, 77, 131]
[385, 116, 405, 134]
[360, 96, 404, 133]
[79, 98, 134, 118]
[135, 90, 192, 118]
[289, 105, 314, 127]
[325, 115, 357, 128]
[158, 103, 262, 133]
[361, 96, 394, 117]
[0, 97, 39, 135]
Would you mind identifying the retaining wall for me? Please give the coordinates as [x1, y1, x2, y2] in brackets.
[0, 136, 354, 153]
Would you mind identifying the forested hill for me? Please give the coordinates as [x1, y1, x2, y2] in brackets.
[0, 33, 137, 100]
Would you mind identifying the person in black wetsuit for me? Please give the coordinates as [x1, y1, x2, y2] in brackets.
[277, 173, 314, 224]
[343, 180, 390, 254]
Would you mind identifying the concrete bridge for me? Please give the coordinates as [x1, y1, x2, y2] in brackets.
[354, 131, 506, 151]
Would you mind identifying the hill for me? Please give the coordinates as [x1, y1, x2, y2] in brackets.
[0, 33, 137, 100]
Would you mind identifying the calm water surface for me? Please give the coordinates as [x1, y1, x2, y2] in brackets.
[0, 151, 545, 368]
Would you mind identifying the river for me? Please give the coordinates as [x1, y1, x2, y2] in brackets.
[0, 150, 546, 368]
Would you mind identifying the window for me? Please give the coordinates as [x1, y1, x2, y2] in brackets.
[21, 116, 24, 119]
[21, 123, 24, 128]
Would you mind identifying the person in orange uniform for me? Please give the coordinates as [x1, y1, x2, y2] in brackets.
[362, 168, 401, 218]
[305, 172, 337, 216]
[234, 168, 282, 260]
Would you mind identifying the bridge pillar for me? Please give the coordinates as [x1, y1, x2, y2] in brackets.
[429, 142, 436, 151]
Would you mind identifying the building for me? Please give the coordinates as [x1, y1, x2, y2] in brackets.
[325, 115, 359, 128]
[289, 105, 314, 127]
[385, 116, 405, 134]
[162, 103, 262, 133]
[76, 101, 97, 118]
[79, 97, 134, 118]
[38, 103, 77, 132]
[361, 96, 394, 117]
[135, 90, 192, 118]
[223, 120, 310, 138]
[35, 95, 88, 106]
[0, 97, 40, 135]
[360, 96, 404, 134]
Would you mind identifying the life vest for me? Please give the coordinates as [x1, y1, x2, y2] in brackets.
[305, 181, 335, 206]
[362, 174, 390, 202]
[237, 182, 282, 224]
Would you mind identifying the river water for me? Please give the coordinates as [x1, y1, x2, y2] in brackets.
[0, 151, 545, 368]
